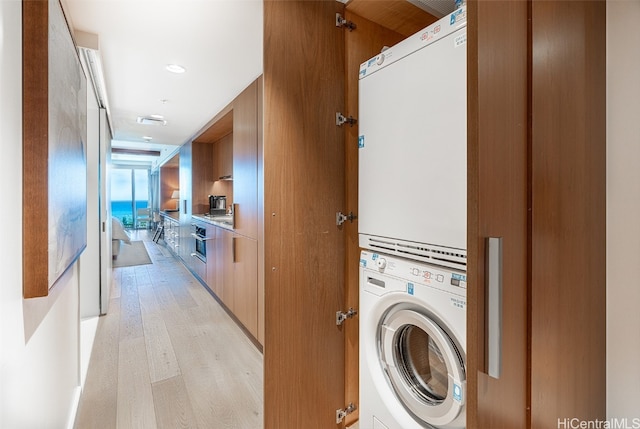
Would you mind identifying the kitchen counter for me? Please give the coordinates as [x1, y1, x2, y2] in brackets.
[192, 213, 234, 230]
[160, 210, 180, 221]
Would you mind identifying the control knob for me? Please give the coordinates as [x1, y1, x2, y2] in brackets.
[376, 258, 387, 269]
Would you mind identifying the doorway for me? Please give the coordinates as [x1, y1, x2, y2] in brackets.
[111, 166, 150, 229]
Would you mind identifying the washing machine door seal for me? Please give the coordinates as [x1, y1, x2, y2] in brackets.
[379, 307, 465, 427]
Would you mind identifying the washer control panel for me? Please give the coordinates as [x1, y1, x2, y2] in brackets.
[360, 251, 467, 293]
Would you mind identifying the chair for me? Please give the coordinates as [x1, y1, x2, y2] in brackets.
[135, 208, 151, 229]
[152, 212, 164, 243]
[111, 217, 131, 259]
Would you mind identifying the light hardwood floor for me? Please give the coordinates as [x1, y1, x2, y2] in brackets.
[75, 231, 263, 429]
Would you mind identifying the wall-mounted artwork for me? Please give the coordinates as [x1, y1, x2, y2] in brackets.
[23, 0, 87, 298]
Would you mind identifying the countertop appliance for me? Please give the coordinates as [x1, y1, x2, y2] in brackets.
[209, 195, 226, 215]
[358, 6, 467, 271]
[359, 250, 466, 429]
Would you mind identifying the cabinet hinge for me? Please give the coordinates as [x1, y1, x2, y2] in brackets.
[336, 402, 357, 424]
[336, 211, 357, 226]
[336, 308, 358, 326]
[335, 13, 356, 31]
[336, 112, 357, 127]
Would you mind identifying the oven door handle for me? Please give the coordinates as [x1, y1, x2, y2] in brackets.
[190, 252, 206, 263]
[191, 233, 214, 241]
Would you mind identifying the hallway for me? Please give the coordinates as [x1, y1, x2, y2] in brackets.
[75, 232, 263, 429]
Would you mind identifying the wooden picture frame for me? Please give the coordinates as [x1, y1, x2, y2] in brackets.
[23, 0, 87, 298]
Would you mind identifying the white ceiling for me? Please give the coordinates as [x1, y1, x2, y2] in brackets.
[62, 0, 264, 166]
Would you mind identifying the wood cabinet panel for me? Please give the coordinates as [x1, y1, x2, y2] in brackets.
[530, 1, 606, 426]
[205, 226, 219, 297]
[256, 76, 265, 346]
[263, 1, 346, 427]
[233, 81, 258, 239]
[193, 108, 233, 145]
[346, 0, 438, 38]
[467, 1, 529, 427]
[232, 235, 258, 339]
[219, 228, 235, 312]
[214, 134, 233, 181]
[467, 0, 606, 427]
[343, 11, 406, 425]
[191, 143, 214, 215]
[160, 166, 179, 211]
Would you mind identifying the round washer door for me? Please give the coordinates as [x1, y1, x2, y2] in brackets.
[379, 306, 465, 427]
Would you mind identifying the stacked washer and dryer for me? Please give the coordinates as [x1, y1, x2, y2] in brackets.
[358, 6, 467, 429]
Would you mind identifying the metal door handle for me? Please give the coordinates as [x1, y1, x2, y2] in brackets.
[486, 237, 502, 379]
[232, 236, 236, 263]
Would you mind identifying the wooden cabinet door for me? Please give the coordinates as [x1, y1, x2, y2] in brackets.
[529, 1, 606, 426]
[467, 1, 606, 427]
[263, 2, 346, 427]
[467, 1, 529, 427]
[218, 228, 235, 312]
[232, 235, 258, 339]
[191, 142, 214, 216]
[216, 135, 233, 180]
[232, 80, 258, 240]
[205, 225, 218, 296]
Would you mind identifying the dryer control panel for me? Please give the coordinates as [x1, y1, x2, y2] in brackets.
[360, 251, 467, 294]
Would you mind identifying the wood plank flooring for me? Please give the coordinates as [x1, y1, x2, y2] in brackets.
[75, 231, 263, 429]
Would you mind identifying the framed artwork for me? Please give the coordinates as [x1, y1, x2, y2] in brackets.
[23, 0, 87, 298]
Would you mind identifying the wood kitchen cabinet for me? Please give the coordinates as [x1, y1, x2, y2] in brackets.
[466, 1, 606, 427]
[218, 227, 235, 312]
[231, 234, 258, 339]
[205, 224, 219, 298]
[208, 227, 258, 341]
[232, 79, 259, 240]
[214, 134, 233, 181]
[191, 142, 215, 215]
[263, 2, 345, 427]
[181, 77, 262, 346]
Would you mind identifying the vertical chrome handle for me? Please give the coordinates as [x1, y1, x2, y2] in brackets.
[486, 237, 503, 379]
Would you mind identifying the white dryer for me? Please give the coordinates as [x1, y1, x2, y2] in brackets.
[359, 251, 466, 429]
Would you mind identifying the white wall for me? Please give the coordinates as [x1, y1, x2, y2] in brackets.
[607, 0, 640, 420]
[0, 2, 82, 428]
[79, 65, 100, 319]
[79, 64, 101, 319]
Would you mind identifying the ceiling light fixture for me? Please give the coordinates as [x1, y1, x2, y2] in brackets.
[143, 136, 153, 141]
[166, 64, 186, 74]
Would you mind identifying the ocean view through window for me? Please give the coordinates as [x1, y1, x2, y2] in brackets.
[111, 167, 150, 229]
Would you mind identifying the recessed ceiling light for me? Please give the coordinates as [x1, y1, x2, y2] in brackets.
[166, 64, 186, 74]
[143, 136, 153, 141]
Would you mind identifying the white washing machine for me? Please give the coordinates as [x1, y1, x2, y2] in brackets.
[359, 250, 467, 429]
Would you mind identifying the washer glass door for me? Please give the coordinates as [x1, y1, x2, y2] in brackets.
[379, 307, 465, 427]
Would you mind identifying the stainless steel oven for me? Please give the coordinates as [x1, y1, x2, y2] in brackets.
[191, 225, 207, 262]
